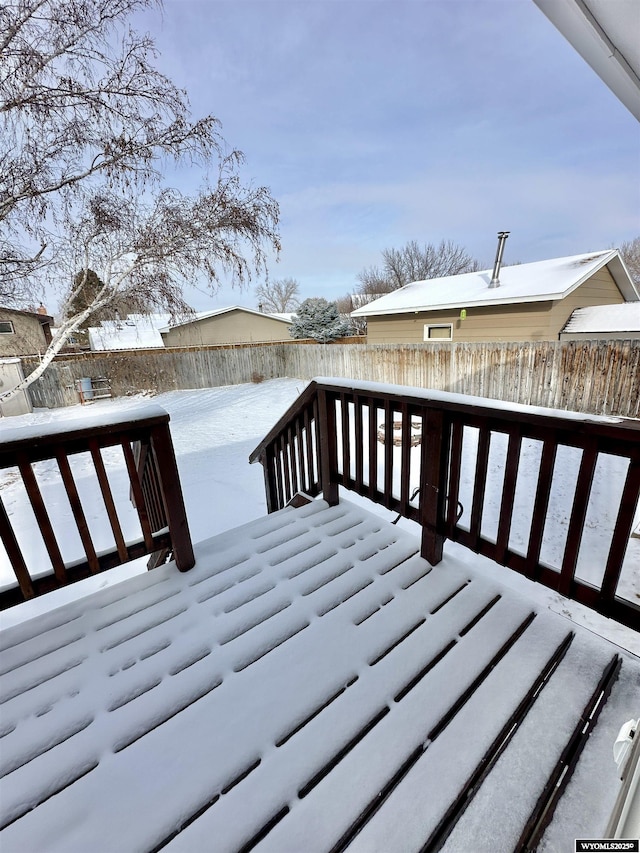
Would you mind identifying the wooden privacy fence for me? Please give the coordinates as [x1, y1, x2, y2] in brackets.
[23, 339, 640, 417]
[0, 406, 194, 609]
[250, 378, 640, 631]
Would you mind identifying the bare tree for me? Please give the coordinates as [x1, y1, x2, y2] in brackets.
[358, 239, 479, 294]
[335, 294, 365, 335]
[620, 236, 640, 288]
[0, 0, 280, 401]
[2, 173, 279, 401]
[255, 277, 300, 313]
[0, 0, 226, 294]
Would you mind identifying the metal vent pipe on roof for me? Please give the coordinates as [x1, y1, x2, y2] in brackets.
[489, 231, 510, 288]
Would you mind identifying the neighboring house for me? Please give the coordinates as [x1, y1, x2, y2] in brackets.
[0, 306, 53, 356]
[88, 314, 171, 350]
[160, 306, 293, 347]
[560, 302, 640, 341]
[351, 249, 638, 344]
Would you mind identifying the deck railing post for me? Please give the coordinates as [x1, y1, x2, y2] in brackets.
[317, 388, 339, 506]
[420, 408, 448, 565]
[149, 424, 195, 572]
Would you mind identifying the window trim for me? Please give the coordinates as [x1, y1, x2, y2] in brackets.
[0, 320, 15, 335]
[423, 323, 453, 341]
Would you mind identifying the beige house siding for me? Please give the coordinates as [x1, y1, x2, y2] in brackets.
[365, 267, 627, 344]
[0, 309, 52, 356]
[161, 310, 291, 347]
[546, 266, 624, 333]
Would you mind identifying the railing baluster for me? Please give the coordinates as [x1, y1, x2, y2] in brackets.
[148, 424, 195, 573]
[288, 424, 298, 496]
[384, 399, 393, 507]
[400, 403, 411, 517]
[0, 495, 34, 599]
[261, 448, 278, 513]
[280, 432, 292, 504]
[446, 420, 464, 532]
[340, 393, 351, 487]
[55, 450, 100, 574]
[274, 442, 285, 509]
[495, 428, 522, 564]
[368, 396, 377, 500]
[89, 439, 128, 563]
[354, 395, 364, 493]
[304, 406, 314, 494]
[558, 441, 598, 597]
[524, 437, 558, 580]
[600, 455, 640, 609]
[470, 427, 491, 551]
[122, 440, 155, 552]
[17, 453, 67, 585]
[295, 416, 305, 494]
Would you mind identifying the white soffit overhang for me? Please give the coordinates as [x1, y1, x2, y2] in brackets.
[533, 0, 640, 121]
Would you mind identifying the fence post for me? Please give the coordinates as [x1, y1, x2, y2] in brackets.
[420, 408, 448, 565]
[317, 388, 339, 506]
[149, 423, 195, 572]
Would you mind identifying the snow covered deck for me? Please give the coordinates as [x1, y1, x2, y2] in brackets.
[1, 497, 638, 852]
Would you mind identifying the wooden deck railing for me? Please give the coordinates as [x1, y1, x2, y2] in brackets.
[250, 378, 640, 631]
[0, 405, 194, 609]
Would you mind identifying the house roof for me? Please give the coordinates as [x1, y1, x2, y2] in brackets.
[159, 306, 293, 333]
[562, 302, 640, 333]
[533, 0, 640, 121]
[351, 249, 638, 318]
[88, 314, 171, 350]
[0, 306, 54, 324]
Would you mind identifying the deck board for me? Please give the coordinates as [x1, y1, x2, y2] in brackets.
[0, 499, 637, 853]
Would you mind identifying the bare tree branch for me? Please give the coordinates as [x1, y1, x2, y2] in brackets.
[254, 277, 300, 313]
[358, 239, 480, 294]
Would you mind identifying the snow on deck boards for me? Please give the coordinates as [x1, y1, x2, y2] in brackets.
[0, 500, 637, 852]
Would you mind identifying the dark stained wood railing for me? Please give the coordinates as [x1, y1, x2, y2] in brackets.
[0, 406, 194, 609]
[250, 378, 640, 631]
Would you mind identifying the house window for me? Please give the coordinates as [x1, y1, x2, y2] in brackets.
[0, 321, 15, 334]
[424, 323, 452, 341]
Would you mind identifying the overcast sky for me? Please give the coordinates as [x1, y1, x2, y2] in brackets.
[130, 0, 639, 311]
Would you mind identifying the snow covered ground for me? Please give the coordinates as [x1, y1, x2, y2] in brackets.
[0, 379, 638, 655]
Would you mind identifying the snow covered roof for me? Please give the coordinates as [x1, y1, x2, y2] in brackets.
[159, 306, 293, 332]
[562, 302, 640, 334]
[351, 249, 638, 318]
[88, 314, 171, 350]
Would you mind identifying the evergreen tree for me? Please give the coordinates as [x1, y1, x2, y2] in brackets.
[289, 298, 350, 343]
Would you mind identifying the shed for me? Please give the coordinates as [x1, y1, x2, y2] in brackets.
[351, 249, 638, 344]
[560, 302, 640, 341]
[160, 306, 293, 347]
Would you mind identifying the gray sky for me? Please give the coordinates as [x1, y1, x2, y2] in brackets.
[132, 0, 639, 311]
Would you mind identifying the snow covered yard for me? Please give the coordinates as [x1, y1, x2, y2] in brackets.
[0, 377, 638, 654]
